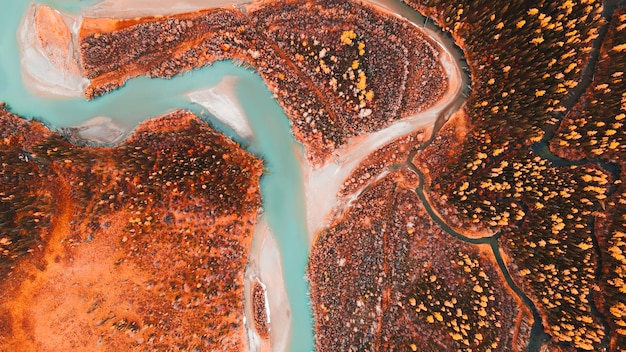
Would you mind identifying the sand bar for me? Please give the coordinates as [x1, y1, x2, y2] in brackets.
[187, 76, 254, 139]
[18, 4, 88, 97]
[82, 0, 252, 18]
[244, 219, 291, 352]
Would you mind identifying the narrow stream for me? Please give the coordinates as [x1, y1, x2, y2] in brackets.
[533, 0, 624, 188]
[0, 0, 572, 351]
[406, 160, 549, 351]
[401, 0, 626, 350]
[527, 2, 624, 347]
[376, 0, 550, 349]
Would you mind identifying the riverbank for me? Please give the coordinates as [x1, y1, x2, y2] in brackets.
[18, 4, 87, 97]
[186, 76, 253, 139]
[82, 0, 252, 18]
[5, 0, 469, 351]
[244, 220, 291, 352]
[302, 2, 466, 243]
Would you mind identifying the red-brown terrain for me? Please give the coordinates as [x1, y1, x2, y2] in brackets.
[406, 0, 626, 350]
[2, 0, 625, 350]
[77, 0, 448, 166]
[309, 169, 530, 351]
[0, 108, 262, 351]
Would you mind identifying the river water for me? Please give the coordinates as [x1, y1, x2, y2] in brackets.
[0, 0, 473, 351]
[0, 1, 312, 350]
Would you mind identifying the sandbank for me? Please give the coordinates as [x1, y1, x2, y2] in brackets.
[187, 76, 254, 139]
[61, 116, 126, 145]
[82, 0, 252, 18]
[244, 219, 291, 352]
[18, 4, 89, 97]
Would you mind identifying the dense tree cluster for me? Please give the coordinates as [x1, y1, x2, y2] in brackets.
[309, 170, 522, 351]
[407, 0, 625, 349]
[0, 109, 263, 350]
[79, 0, 447, 166]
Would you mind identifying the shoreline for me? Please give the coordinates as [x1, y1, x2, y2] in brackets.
[12, 0, 468, 350]
[186, 76, 254, 139]
[301, 10, 466, 244]
[81, 0, 252, 18]
[18, 4, 88, 98]
[243, 218, 291, 352]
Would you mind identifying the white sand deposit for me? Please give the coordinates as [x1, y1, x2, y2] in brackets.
[18, 4, 88, 97]
[244, 219, 291, 352]
[187, 76, 254, 139]
[67, 116, 126, 144]
[82, 0, 252, 18]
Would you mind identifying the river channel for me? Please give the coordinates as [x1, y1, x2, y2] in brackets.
[0, 0, 488, 351]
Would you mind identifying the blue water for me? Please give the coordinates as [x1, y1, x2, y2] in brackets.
[0, 1, 313, 350]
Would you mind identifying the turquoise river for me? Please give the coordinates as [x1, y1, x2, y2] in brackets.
[0, 0, 312, 350]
